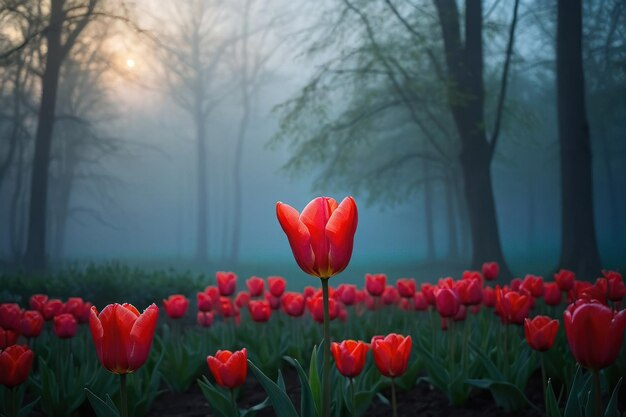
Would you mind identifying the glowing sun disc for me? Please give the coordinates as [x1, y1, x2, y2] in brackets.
[126, 58, 136, 69]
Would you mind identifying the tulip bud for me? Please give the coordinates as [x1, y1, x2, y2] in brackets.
[207, 348, 248, 389]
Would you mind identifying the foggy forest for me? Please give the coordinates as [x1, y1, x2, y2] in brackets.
[0, 0, 624, 282]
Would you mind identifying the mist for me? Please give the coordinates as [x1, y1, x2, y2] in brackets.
[1, 0, 624, 282]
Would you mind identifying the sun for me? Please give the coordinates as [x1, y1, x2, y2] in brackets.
[126, 58, 136, 69]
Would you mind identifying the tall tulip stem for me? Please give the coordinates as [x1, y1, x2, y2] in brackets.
[540, 353, 548, 415]
[349, 377, 356, 416]
[8, 386, 17, 417]
[592, 369, 602, 417]
[231, 389, 240, 417]
[391, 378, 397, 417]
[120, 374, 128, 417]
[321, 278, 331, 417]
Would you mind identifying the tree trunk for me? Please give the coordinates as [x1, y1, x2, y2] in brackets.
[598, 127, 619, 242]
[423, 161, 435, 260]
[10, 138, 27, 261]
[195, 110, 209, 263]
[453, 169, 471, 259]
[459, 141, 509, 274]
[434, 0, 512, 277]
[556, 0, 601, 279]
[24, 0, 65, 271]
[229, 0, 252, 264]
[445, 170, 459, 259]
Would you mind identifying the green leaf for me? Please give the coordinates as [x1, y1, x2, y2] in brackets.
[546, 379, 563, 417]
[17, 396, 40, 417]
[309, 345, 322, 416]
[603, 378, 622, 417]
[564, 366, 587, 417]
[84, 388, 120, 417]
[284, 356, 317, 417]
[248, 360, 299, 417]
[197, 377, 237, 417]
[466, 379, 537, 413]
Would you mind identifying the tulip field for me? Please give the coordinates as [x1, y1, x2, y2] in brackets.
[1, 197, 625, 417]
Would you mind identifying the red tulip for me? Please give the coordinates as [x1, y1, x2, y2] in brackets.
[435, 287, 460, 318]
[307, 295, 337, 323]
[455, 278, 483, 305]
[217, 271, 237, 296]
[42, 299, 64, 321]
[264, 293, 281, 310]
[29, 294, 48, 312]
[421, 283, 436, 305]
[482, 262, 499, 281]
[331, 340, 370, 378]
[453, 305, 467, 322]
[163, 295, 189, 319]
[413, 292, 429, 311]
[495, 288, 533, 325]
[207, 348, 248, 389]
[524, 315, 559, 352]
[282, 292, 306, 317]
[482, 287, 496, 308]
[371, 333, 412, 378]
[0, 327, 19, 349]
[510, 278, 522, 291]
[248, 300, 272, 322]
[337, 284, 357, 305]
[365, 273, 386, 296]
[197, 292, 214, 312]
[246, 276, 265, 297]
[521, 275, 544, 298]
[0, 345, 34, 388]
[602, 270, 626, 302]
[89, 303, 158, 374]
[543, 283, 562, 306]
[204, 286, 220, 303]
[197, 311, 214, 327]
[554, 269, 575, 292]
[382, 286, 399, 305]
[20, 311, 44, 338]
[0, 303, 21, 331]
[276, 196, 358, 278]
[396, 278, 416, 298]
[568, 281, 593, 304]
[235, 291, 250, 308]
[564, 300, 626, 370]
[53, 313, 77, 339]
[462, 270, 484, 286]
[219, 297, 237, 318]
[64, 297, 92, 323]
[268, 276, 286, 297]
[438, 277, 455, 289]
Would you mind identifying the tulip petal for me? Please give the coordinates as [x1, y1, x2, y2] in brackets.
[128, 304, 159, 370]
[300, 197, 336, 276]
[277, 202, 316, 275]
[326, 196, 358, 277]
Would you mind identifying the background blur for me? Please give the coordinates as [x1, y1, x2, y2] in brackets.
[0, 0, 624, 283]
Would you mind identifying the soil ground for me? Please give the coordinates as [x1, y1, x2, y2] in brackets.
[146, 370, 547, 417]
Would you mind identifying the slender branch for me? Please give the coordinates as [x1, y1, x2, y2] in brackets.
[489, 0, 520, 159]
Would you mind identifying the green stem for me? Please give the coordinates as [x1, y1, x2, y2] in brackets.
[391, 378, 397, 417]
[120, 373, 128, 417]
[540, 353, 548, 416]
[350, 377, 356, 416]
[592, 369, 602, 417]
[9, 386, 18, 417]
[321, 278, 331, 417]
[231, 389, 240, 417]
[462, 315, 470, 373]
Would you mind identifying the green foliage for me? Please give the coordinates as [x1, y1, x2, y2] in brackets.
[0, 262, 206, 308]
